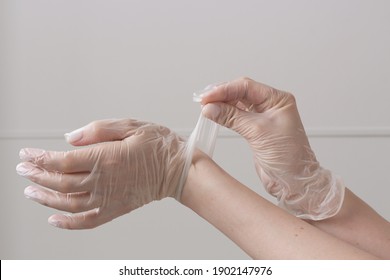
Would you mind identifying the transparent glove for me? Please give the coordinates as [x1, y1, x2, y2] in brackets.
[201, 77, 345, 220]
[16, 119, 188, 229]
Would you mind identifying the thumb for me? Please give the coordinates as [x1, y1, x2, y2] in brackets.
[65, 119, 140, 146]
[202, 102, 253, 138]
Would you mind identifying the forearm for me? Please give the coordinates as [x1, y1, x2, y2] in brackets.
[180, 153, 376, 259]
[307, 188, 390, 259]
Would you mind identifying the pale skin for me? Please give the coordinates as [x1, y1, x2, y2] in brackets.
[182, 151, 378, 259]
[307, 188, 390, 259]
[16, 77, 390, 259]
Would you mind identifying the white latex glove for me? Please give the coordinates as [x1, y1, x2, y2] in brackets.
[16, 119, 188, 229]
[201, 77, 345, 220]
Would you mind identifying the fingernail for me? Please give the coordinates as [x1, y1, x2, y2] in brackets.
[193, 83, 224, 103]
[202, 103, 221, 120]
[193, 91, 206, 103]
[48, 217, 61, 228]
[19, 148, 45, 161]
[64, 127, 83, 143]
[24, 186, 42, 201]
[16, 162, 41, 178]
[16, 162, 33, 176]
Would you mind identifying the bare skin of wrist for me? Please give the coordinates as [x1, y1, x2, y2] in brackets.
[307, 188, 390, 259]
[180, 152, 377, 259]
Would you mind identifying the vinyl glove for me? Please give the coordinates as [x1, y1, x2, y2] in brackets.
[16, 119, 188, 229]
[201, 77, 345, 220]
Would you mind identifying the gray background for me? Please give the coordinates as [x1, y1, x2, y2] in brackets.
[1, 0, 389, 259]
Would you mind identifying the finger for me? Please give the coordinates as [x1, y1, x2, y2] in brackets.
[48, 210, 100, 229]
[202, 102, 259, 139]
[48, 207, 126, 230]
[19, 147, 97, 173]
[17, 162, 92, 193]
[201, 77, 290, 112]
[65, 118, 147, 146]
[24, 185, 100, 213]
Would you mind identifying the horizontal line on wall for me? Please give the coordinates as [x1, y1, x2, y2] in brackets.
[1, 127, 390, 139]
[304, 127, 390, 138]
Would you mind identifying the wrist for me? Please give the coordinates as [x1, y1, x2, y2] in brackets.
[173, 146, 209, 202]
[179, 149, 212, 206]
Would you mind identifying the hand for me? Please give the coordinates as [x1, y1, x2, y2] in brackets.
[201, 77, 344, 220]
[16, 119, 187, 229]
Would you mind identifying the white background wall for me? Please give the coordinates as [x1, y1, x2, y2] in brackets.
[1, 0, 389, 259]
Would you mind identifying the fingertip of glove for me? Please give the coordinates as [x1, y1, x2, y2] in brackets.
[64, 127, 83, 144]
[48, 216, 62, 228]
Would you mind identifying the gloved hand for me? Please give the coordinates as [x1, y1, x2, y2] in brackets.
[16, 119, 188, 229]
[201, 77, 345, 220]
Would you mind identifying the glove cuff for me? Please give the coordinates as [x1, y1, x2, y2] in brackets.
[175, 114, 219, 201]
[278, 168, 346, 220]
